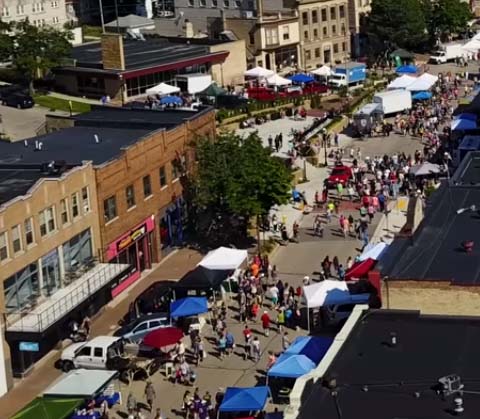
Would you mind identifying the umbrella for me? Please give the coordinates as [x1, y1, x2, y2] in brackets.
[396, 65, 417, 74]
[143, 327, 183, 348]
[160, 95, 183, 105]
[412, 91, 432, 100]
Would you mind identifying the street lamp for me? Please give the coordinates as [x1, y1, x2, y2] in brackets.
[456, 205, 477, 214]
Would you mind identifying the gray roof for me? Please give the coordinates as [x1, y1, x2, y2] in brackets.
[105, 14, 154, 28]
[44, 369, 118, 397]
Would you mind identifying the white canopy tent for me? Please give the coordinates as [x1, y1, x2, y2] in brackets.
[198, 247, 248, 270]
[358, 242, 389, 262]
[387, 74, 416, 89]
[44, 369, 117, 397]
[410, 161, 441, 176]
[244, 66, 275, 78]
[406, 73, 438, 91]
[311, 65, 332, 77]
[462, 39, 480, 52]
[266, 74, 292, 86]
[146, 82, 180, 96]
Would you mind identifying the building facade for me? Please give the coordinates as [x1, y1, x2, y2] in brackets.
[226, 11, 300, 72]
[347, 0, 370, 57]
[0, 0, 73, 28]
[297, 0, 350, 70]
[0, 162, 102, 391]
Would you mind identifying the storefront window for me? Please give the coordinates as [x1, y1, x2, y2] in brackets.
[160, 198, 187, 250]
[4, 263, 40, 312]
[63, 229, 93, 271]
[42, 249, 60, 296]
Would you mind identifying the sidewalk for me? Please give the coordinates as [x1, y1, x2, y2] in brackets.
[48, 92, 102, 105]
[0, 248, 202, 419]
[369, 198, 409, 245]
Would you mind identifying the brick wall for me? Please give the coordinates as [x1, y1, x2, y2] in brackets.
[101, 34, 125, 71]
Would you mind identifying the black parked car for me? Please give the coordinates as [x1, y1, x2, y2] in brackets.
[0, 84, 24, 101]
[3, 92, 34, 109]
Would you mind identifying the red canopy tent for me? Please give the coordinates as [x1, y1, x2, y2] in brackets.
[346, 258, 376, 281]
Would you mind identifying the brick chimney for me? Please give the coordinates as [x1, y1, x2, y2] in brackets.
[101, 34, 125, 71]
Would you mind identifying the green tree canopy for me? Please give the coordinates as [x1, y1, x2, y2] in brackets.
[429, 0, 472, 39]
[194, 131, 292, 220]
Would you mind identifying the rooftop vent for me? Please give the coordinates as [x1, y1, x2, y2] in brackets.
[437, 375, 464, 399]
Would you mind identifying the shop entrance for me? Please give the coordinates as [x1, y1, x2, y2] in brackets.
[160, 198, 187, 255]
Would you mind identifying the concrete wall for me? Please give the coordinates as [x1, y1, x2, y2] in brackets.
[1, 0, 70, 28]
[95, 110, 216, 258]
[382, 280, 480, 316]
[210, 40, 247, 86]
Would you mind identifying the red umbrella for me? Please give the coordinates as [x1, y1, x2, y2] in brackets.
[143, 327, 183, 349]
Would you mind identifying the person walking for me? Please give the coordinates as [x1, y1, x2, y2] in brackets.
[252, 336, 261, 362]
[127, 393, 137, 415]
[144, 381, 156, 412]
[277, 309, 285, 333]
[281, 331, 290, 350]
[261, 310, 271, 336]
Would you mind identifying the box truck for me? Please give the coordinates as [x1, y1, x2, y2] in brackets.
[373, 90, 412, 115]
[329, 62, 367, 88]
[430, 42, 466, 64]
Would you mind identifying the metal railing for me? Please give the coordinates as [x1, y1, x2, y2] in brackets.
[5, 263, 129, 333]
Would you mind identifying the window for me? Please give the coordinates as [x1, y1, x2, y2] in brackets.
[126, 185, 136, 208]
[249, 32, 255, 44]
[1, 7, 9, 17]
[16, 5, 24, 14]
[283, 25, 289, 40]
[313, 28, 318, 39]
[71, 192, 79, 218]
[315, 47, 320, 58]
[235, 0, 241, 7]
[143, 175, 152, 197]
[171, 160, 180, 181]
[104, 196, 117, 222]
[224, 0, 229, 7]
[265, 28, 278, 45]
[81, 187, 90, 213]
[312, 10, 318, 23]
[332, 24, 336, 35]
[305, 49, 311, 60]
[39, 206, 55, 237]
[77, 346, 91, 357]
[134, 323, 149, 332]
[248, 0, 253, 8]
[323, 26, 327, 36]
[159, 166, 167, 187]
[63, 229, 92, 272]
[0, 232, 8, 261]
[188, 0, 194, 6]
[60, 198, 69, 224]
[200, 0, 206, 6]
[12, 225, 22, 253]
[330, 6, 336, 19]
[24, 218, 34, 246]
[304, 30, 308, 40]
[4, 264, 39, 312]
[339, 5, 345, 18]
[321, 8, 327, 21]
[94, 347, 103, 357]
[52, 16, 59, 23]
[333, 43, 339, 53]
[212, 0, 217, 6]
[51, 0, 58, 7]
[302, 11, 308, 25]
[342, 41, 346, 51]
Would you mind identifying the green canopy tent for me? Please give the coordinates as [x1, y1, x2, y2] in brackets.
[390, 49, 415, 66]
[11, 397, 83, 419]
[197, 82, 227, 97]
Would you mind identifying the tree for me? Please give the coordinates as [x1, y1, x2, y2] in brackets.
[429, 0, 472, 41]
[0, 20, 72, 92]
[192, 132, 292, 244]
[366, 0, 429, 54]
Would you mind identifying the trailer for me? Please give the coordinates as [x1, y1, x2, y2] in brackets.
[353, 103, 384, 136]
[373, 89, 412, 115]
[430, 42, 466, 64]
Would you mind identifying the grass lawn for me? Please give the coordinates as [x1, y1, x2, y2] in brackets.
[34, 95, 91, 113]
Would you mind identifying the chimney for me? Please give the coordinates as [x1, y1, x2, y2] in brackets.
[256, 0, 263, 19]
[184, 21, 194, 38]
[101, 34, 125, 71]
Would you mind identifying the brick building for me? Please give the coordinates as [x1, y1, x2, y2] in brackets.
[0, 105, 215, 386]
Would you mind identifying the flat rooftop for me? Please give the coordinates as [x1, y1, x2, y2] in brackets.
[72, 38, 211, 71]
[451, 151, 480, 185]
[379, 183, 480, 285]
[298, 309, 480, 419]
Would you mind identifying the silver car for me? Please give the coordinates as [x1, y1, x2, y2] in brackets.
[114, 313, 170, 342]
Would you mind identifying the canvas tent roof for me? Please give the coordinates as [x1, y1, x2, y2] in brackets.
[244, 66, 274, 78]
[170, 297, 208, 318]
[198, 247, 248, 270]
[12, 397, 83, 419]
[197, 83, 227, 97]
[390, 48, 414, 59]
[311, 65, 332, 76]
[358, 242, 389, 262]
[176, 266, 231, 290]
[406, 73, 438, 91]
[387, 75, 416, 89]
[452, 118, 477, 131]
[266, 74, 292, 86]
[146, 82, 180, 96]
[410, 162, 441, 176]
[44, 369, 117, 397]
[302, 280, 349, 308]
[285, 336, 333, 364]
[219, 386, 270, 412]
[288, 73, 315, 83]
[267, 353, 316, 378]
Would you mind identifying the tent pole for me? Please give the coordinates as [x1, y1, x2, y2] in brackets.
[307, 306, 310, 333]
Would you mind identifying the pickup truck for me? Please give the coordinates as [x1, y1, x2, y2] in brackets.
[326, 164, 353, 188]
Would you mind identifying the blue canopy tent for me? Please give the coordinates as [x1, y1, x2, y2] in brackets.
[219, 386, 270, 412]
[288, 73, 315, 83]
[160, 95, 183, 105]
[395, 65, 417, 74]
[454, 113, 477, 121]
[284, 336, 333, 364]
[267, 354, 315, 379]
[412, 91, 432, 101]
[170, 297, 208, 318]
[451, 118, 477, 131]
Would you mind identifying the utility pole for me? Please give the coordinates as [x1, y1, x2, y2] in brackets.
[114, 0, 120, 33]
[98, 0, 105, 33]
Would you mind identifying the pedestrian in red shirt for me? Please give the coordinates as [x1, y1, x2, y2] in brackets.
[261, 311, 271, 337]
[243, 324, 252, 343]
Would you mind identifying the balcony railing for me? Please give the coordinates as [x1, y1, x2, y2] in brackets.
[5, 263, 130, 333]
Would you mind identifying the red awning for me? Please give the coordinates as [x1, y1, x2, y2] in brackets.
[143, 327, 183, 348]
[346, 258, 376, 281]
